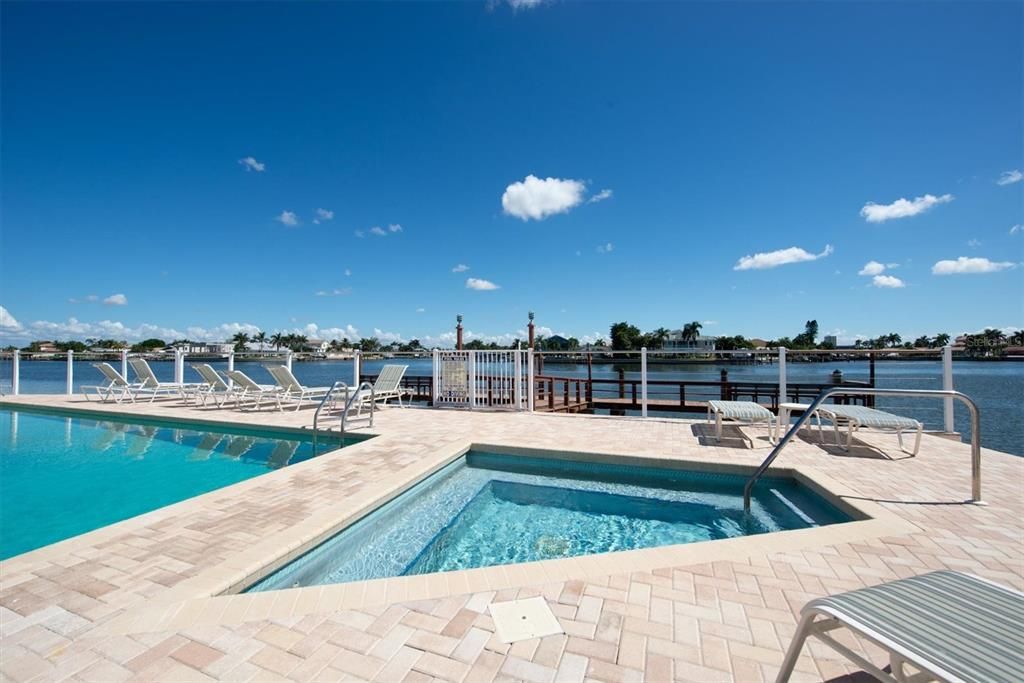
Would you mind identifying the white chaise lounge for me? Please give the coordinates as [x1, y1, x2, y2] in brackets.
[82, 363, 140, 403]
[266, 365, 332, 411]
[190, 364, 234, 408]
[777, 570, 1024, 683]
[706, 400, 777, 447]
[815, 404, 923, 456]
[129, 358, 199, 403]
[356, 364, 409, 413]
[224, 370, 282, 411]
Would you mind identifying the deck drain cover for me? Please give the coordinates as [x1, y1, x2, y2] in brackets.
[488, 597, 563, 643]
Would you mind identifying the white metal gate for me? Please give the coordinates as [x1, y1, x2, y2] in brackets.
[432, 349, 527, 410]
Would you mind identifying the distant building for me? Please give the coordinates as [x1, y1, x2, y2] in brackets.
[166, 341, 233, 354]
[544, 335, 571, 351]
[823, 335, 838, 347]
[302, 339, 330, 353]
[662, 331, 717, 353]
[748, 338, 769, 349]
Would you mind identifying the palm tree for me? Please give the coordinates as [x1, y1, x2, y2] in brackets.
[270, 333, 284, 350]
[913, 335, 930, 348]
[983, 328, 1006, 346]
[933, 333, 951, 348]
[681, 321, 702, 342]
[886, 333, 902, 348]
[253, 330, 267, 351]
[230, 332, 250, 352]
[1010, 331, 1024, 346]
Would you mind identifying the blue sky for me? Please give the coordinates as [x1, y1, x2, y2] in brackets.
[1, 0, 1021, 347]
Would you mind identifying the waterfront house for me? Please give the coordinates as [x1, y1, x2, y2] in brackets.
[662, 330, 717, 353]
[302, 339, 330, 354]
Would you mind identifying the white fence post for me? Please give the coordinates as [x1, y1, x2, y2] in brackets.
[352, 350, 360, 386]
[468, 351, 477, 409]
[527, 350, 535, 412]
[432, 349, 439, 405]
[641, 347, 648, 418]
[227, 350, 235, 387]
[11, 350, 20, 395]
[120, 348, 128, 382]
[174, 349, 185, 384]
[285, 350, 294, 373]
[514, 347, 523, 411]
[778, 347, 787, 404]
[942, 345, 955, 433]
[66, 350, 74, 395]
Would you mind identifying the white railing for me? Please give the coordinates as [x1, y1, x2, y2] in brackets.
[431, 349, 526, 410]
[1, 346, 958, 436]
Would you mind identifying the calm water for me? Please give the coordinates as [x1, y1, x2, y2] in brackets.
[250, 451, 849, 590]
[2, 357, 1021, 455]
[0, 407, 358, 559]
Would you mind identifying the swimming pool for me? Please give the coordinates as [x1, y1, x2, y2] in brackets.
[249, 451, 852, 591]
[0, 406, 363, 559]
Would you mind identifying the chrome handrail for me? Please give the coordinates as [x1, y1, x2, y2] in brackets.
[743, 388, 981, 512]
[342, 381, 376, 432]
[312, 380, 349, 454]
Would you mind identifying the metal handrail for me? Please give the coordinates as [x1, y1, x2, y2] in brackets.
[742, 388, 982, 512]
[342, 382, 376, 432]
[312, 380, 349, 454]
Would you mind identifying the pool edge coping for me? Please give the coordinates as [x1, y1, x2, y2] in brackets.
[95, 441, 919, 637]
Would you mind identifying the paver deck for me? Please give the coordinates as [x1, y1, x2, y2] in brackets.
[1, 394, 1021, 682]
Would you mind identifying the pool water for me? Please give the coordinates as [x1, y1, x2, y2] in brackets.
[249, 451, 851, 591]
[0, 407, 358, 559]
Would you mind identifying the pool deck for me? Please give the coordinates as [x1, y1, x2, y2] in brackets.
[1, 394, 1021, 682]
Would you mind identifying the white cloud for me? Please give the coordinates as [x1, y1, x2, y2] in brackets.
[859, 193, 953, 223]
[1011, 224, 1022, 235]
[313, 208, 334, 224]
[702, 320, 718, 326]
[466, 278, 500, 291]
[932, 256, 1017, 275]
[596, 242, 614, 254]
[238, 156, 265, 172]
[0, 305, 22, 331]
[506, 0, 546, 9]
[996, 169, 1023, 186]
[416, 307, 426, 313]
[967, 239, 981, 248]
[373, 328, 404, 344]
[501, 175, 586, 221]
[858, 261, 886, 276]
[276, 210, 299, 227]
[451, 264, 470, 273]
[588, 189, 613, 204]
[388, 223, 402, 233]
[344, 268, 352, 276]
[872, 275, 905, 288]
[103, 293, 128, 306]
[354, 230, 365, 238]
[68, 294, 100, 304]
[369, 226, 387, 236]
[734, 244, 833, 271]
[314, 288, 352, 297]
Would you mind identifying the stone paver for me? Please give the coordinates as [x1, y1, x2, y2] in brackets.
[1, 394, 1021, 682]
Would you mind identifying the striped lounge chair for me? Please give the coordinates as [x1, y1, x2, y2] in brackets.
[706, 400, 777, 447]
[777, 570, 1024, 683]
[815, 404, 923, 456]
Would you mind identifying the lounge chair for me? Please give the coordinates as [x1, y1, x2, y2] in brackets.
[777, 570, 1024, 683]
[82, 363, 140, 403]
[128, 358, 200, 403]
[266, 365, 332, 411]
[706, 400, 777, 447]
[224, 370, 282, 411]
[190, 364, 234, 408]
[815, 404, 923, 456]
[357, 364, 410, 412]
